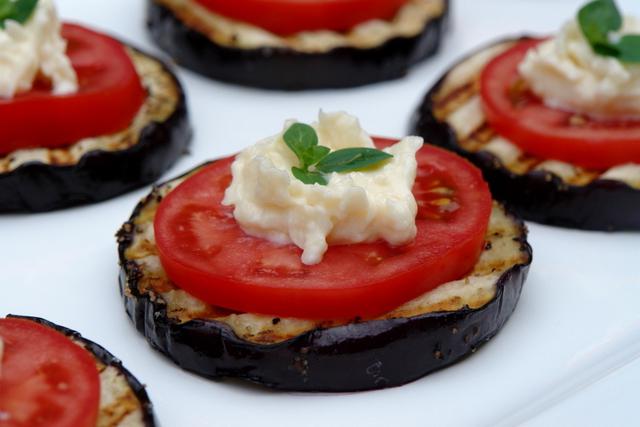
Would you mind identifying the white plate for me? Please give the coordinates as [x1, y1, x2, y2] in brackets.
[2, 0, 640, 426]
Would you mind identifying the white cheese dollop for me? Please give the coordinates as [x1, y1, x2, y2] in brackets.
[0, 0, 78, 99]
[223, 111, 422, 265]
[519, 17, 640, 119]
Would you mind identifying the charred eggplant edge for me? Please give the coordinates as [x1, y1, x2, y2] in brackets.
[6, 315, 156, 426]
[410, 36, 640, 231]
[117, 162, 532, 392]
[147, 0, 449, 90]
[0, 46, 192, 214]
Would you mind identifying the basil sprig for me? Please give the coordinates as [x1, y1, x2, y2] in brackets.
[283, 123, 393, 186]
[578, 0, 640, 63]
[0, 0, 39, 29]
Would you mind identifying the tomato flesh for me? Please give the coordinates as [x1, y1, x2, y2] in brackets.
[480, 39, 640, 170]
[195, 0, 409, 35]
[0, 24, 146, 155]
[154, 140, 492, 320]
[0, 318, 100, 427]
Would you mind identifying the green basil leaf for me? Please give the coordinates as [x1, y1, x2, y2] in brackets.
[304, 145, 330, 167]
[283, 122, 392, 185]
[315, 148, 393, 174]
[0, 3, 14, 20]
[283, 123, 318, 168]
[616, 35, 640, 62]
[0, 0, 39, 29]
[578, 0, 622, 46]
[291, 167, 327, 186]
[592, 41, 620, 57]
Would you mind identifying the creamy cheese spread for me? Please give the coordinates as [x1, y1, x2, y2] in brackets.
[223, 111, 422, 265]
[519, 17, 640, 119]
[0, 0, 78, 99]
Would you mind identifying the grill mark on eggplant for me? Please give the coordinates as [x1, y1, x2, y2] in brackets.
[6, 316, 156, 427]
[412, 37, 640, 230]
[116, 162, 532, 391]
[0, 45, 192, 213]
[432, 81, 477, 118]
[146, 0, 448, 90]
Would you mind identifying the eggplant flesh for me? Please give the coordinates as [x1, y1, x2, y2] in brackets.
[146, 0, 449, 90]
[6, 315, 156, 427]
[411, 38, 640, 231]
[0, 47, 192, 213]
[117, 163, 532, 392]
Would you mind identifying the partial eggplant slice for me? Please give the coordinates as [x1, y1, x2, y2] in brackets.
[6, 315, 156, 427]
[411, 38, 640, 231]
[117, 162, 532, 392]
[147, 0, 449, 90]
[0, 46, 192, 213]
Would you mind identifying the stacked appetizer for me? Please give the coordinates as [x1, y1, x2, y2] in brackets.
[0, 316, 155, 426]
[147, 0, 449, 89]
[0, 0, 191, 213]
[413, 0, 640, 230]
[118, 112, 532, 391]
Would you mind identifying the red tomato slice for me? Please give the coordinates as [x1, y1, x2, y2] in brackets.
[480, 39, 640, 170]
[0, 23, 146, 155]
[0, 318, 100, 427]
[195, 0, 409, 35]
[154, 140, 492, 320]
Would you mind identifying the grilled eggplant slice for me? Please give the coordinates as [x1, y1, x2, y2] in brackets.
[411, 38, 640, 231]
[6, 315, 156, 427]
[117, 162, 532, 392]
[147, 0, 449, 90]
[0, 47, 191, 213]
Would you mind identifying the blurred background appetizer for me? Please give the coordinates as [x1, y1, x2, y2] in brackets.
[412, 0, 640, 230]
[0, 0, 191, 212]
[0, 315, 155, 426]
[147, 0, 449, 90]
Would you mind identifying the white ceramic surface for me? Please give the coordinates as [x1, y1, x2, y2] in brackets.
[2, 1, 639, 426]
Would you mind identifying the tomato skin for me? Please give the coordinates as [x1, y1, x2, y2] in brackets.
[195, 0, 408, 35]
[154, 140, 492, 320]
[480, 39, 640, 170]
[0, 24, 146, 155]
[0, 318, 100, 427]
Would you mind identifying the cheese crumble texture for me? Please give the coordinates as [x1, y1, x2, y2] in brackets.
[223, 112, 422, 265]
[0, 0, 77, 98]
[519, 17, 640, 119]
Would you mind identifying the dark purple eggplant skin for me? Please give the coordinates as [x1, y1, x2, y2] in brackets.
[0, 49, 192, 214]
[410, 38, 640, 231]
[147, 0, 449, 90]
[117, 164, 532, 392]
[6, 315, 156, 426]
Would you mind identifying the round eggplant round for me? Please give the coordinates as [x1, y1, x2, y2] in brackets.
[0, 46, 192, 213]
[411, 38, 640, 231]
[5, 315, 156, 427]
[147, 0, 449, 90]
[116, 161, 532, 392]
